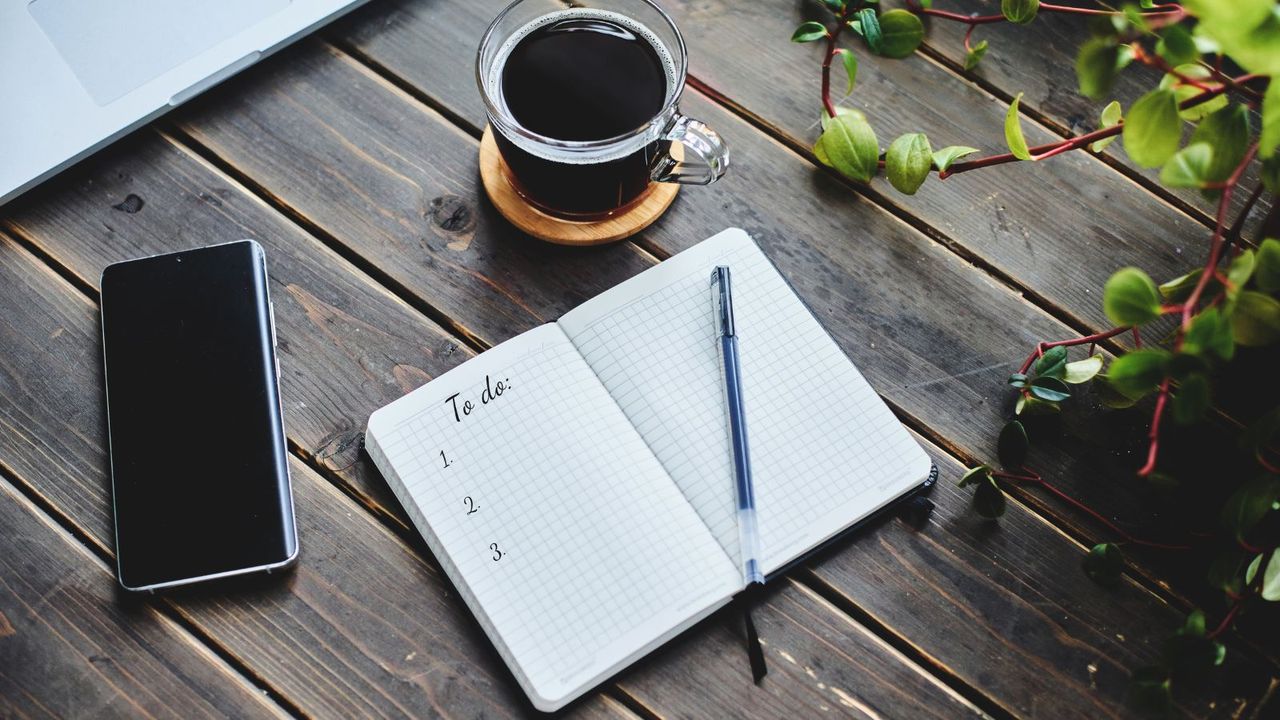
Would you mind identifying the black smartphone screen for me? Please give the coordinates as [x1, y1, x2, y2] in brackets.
[100, 240, 296, 590]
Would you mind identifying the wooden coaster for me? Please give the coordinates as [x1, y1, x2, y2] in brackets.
[479, 126, 678, 246]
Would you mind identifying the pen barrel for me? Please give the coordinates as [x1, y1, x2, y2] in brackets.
[721, 333, 764, 585]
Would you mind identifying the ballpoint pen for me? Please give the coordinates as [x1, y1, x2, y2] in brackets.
[710, 265, 765, 587]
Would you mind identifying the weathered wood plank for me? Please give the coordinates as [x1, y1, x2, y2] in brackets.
[339, 0, 1231, 338]
[0, 475, 286, 720]
[0, 154, 981, 715]
[618, 579, 982, 719]
[913, 0, 1270, 222]
[3, 132, 464, 525]
[241, 27, 1161, 554]
[0, 229, 628, 718]
[328, 0, 1278, 621]
[162, 35, 1277, 715]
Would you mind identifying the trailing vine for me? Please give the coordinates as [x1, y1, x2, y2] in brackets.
[791, 0, 1279, 710]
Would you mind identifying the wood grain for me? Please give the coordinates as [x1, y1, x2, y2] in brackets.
[3, 132, 465, 524]
[0, 157, 983, 716]
[0, 230, 632, 719]
[161, 32, 1278, 716]
[913, 0, 1271, 223]
[327, 0, 1278, 621]
[272, 24, 1161, 563]
[340, 0, 1243, 339]
[0, 476, 286, 720]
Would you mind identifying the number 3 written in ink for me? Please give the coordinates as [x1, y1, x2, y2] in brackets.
[490, 543, 504, 561]
[463, 496, 479, 515]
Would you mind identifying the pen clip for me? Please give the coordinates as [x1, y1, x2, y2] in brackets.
[710, 265, 734, 338]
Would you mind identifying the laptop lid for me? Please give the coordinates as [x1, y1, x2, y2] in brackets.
[0, 0, 370, 206]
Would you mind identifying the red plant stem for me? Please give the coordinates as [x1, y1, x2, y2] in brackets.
[992, 470, 1194, 550]
[1181, 143, 1260, 331]
[908, 1, 1182, 23]
[1135, 143, 1259, 477]
[1136, 377, 1171, 476]
[1017, 326, 1131, 374]
[939, 75, 1256, 178]
[1206, 601, 1242, 640]
[819, 5, 851, 120]
[1259, 450, 1280, 474]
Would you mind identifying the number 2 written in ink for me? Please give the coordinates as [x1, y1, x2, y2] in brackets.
[463, 496, 479, 515]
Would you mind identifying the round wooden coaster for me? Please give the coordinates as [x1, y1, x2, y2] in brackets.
[479, 126, 678, 246]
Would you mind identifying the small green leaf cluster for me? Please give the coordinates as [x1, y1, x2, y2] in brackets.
[1072, 0, 1280, 193]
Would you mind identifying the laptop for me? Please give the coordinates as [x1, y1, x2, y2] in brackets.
[0, 0, 371, 206]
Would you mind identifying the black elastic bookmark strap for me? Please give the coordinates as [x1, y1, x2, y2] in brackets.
[737, 585, 768, 684]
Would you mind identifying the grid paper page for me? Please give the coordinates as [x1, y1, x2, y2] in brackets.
[559, 228, 932, 574]
[366, 324, 738, 709]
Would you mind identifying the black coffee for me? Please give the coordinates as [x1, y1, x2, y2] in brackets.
[493, 11, 674, 217]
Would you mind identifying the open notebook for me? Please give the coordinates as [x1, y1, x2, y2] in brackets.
[365, 228, 932, 710]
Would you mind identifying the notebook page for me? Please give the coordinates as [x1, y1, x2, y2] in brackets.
[366, 324, 738, 710]
[559, 229, 932, 575]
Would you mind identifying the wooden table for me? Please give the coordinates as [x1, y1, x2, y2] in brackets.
[1, 1, 1277, 717]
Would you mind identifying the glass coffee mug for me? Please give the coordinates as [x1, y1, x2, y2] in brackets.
[476, 0, 729, 220]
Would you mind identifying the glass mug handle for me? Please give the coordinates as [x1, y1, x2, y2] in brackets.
[650, 114, 729, 185]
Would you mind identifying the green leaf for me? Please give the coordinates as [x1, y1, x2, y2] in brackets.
[1265, 156, 1280, 194]
[932, 145, 979, 173]
[1016, 394, 1061, 416]
[1106, 349, 1171, 398]
[821, 0, 845, 11]
[1221, 475, 1280, 539]
[1164, 613, 1226, 676]
[1172, 373, 1210, 424]
[1208, 551, 1246, 596]
[1157, 24, 1199, 66]
[958, 464, 992, 488]
[1063, 354, 1104, 384]
[1245, 549, 1280, 601]
[1182, 308, 1235, 361]
[1076, 38, 1121, 100]
[1123, 89, 1182, 168]
[1188, 0, 1280, 77]
[1095, 374, 1142, 408]
[1103, 266, 1162, 325]
[1159, 268, 1209, 301]
[1033, 345, 1068, 379]
[1264, 80, 1280, 159]
[1007, 372, 1028, 388]
[1228, 249, 1256, 301]
[1233, 290, 1280, 346]
[1001, 0, 1039, 24]
[997, 420, 1029, 468]
[1189, 104, 1251, 183]
[856, 8, 882, 54]
[1159, 64, 1229, 121]
[837, 48, 858, 94]
[791, 21, 829, 43]
[1128, 667, 1173, 715]
[1082, 542, 1124, 586]
[814, 111, 880, 183]
[885, 132, 933, 194]
[964, 39, 989, 70]
[1005, 93, 1031, 161]
[877, 9, 924, 58]
[1091, 100, 1123, 153]
[1159, 143, 1214, 188]
[1256, 238, 1280, 293]
[1029, 376, 1071, 402]
[973, 476, 1006, 519]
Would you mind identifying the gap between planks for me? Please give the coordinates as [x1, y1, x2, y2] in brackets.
[908, 41, 1224, 230]
[147, 38, 1247, 662]
[0, 451, 306, 720]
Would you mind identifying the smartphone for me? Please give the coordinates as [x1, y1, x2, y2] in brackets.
[100, 240, 298, 592]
